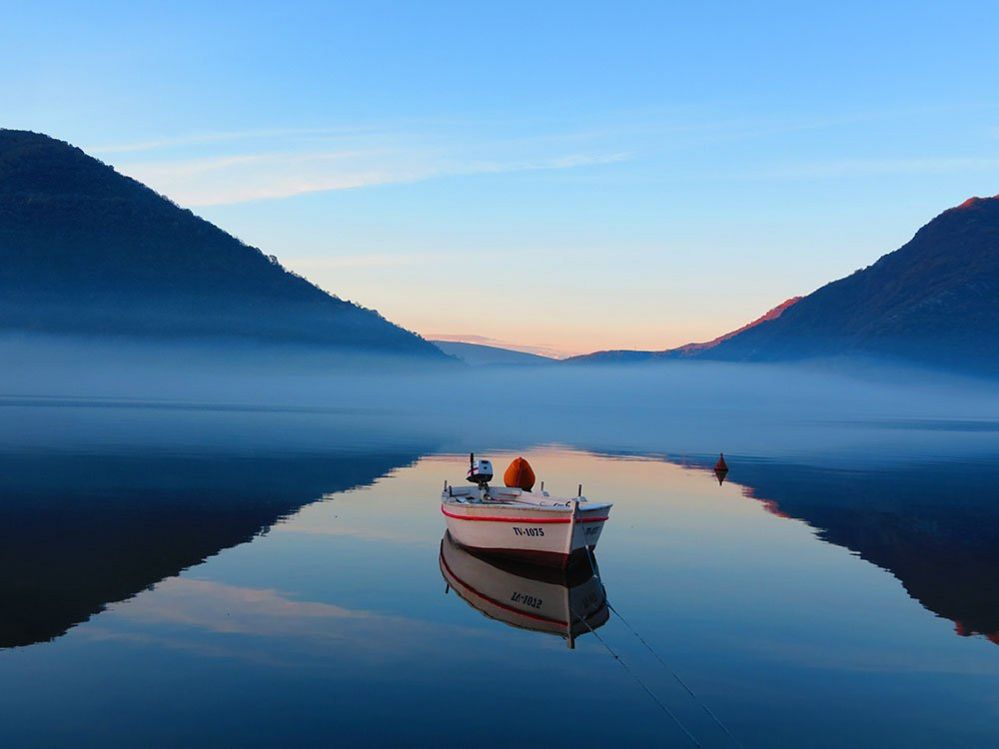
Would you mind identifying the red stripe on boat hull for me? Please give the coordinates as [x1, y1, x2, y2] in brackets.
[441, 506, 609, 524]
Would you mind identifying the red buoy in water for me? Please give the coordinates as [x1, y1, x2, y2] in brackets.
[714, 453, 729, 485]
[504, 457, 536, 491]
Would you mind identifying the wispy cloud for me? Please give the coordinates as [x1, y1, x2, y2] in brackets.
[88, 127, 357, 155]
[100, 106, 977, 206]
[88, 576, 508, 667]
[115, 146, 627, 206]
[115, 577, 370, 635]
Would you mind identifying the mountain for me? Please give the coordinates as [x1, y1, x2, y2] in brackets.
[568, 297, 802, 364]
[0, 129, 443, 357]
[701, 196, 999, 371]
[432, 340, 555, 367]
[572, 197, 999, 373]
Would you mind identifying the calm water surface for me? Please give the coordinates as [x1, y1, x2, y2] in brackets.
[2, 412, 999, 747]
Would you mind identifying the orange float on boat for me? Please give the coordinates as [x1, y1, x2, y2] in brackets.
[504, 456, 536, 491]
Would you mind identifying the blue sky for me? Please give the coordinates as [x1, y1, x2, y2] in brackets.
[4, 1, 999, 355]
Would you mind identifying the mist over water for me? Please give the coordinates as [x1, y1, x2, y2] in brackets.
[3, 333, 998, 461]
[3, 334, 999, 747]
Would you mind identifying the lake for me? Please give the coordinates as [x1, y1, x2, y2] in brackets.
[1, 399, 998, 747]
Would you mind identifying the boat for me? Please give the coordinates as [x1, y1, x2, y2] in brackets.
[441, 454, 613, 567]
[439, 531, 609, 648]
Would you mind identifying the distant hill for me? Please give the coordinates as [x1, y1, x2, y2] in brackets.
[0, 129, 444, 358]
[703, 197, 999, 371]
[671, 296, 803, 354]
[432, 340, 554, 367]
[573, 197, 999, 374]
[568, 297, 802, 364]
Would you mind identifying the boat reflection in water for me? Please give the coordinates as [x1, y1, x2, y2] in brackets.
[439, 531, 609, 648]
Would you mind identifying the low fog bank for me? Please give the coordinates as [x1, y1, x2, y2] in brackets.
[2, 334, 998, 462]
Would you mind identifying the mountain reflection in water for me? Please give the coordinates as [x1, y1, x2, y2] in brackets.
[439, 531, 608, 648]
[0, 448, 423, 648]
[694, 455, 999, 645]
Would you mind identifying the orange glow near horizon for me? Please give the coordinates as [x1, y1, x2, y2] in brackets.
[285, 256, 802, 359]
[419, 318, 743, 359]
[420, 298, 801, 358]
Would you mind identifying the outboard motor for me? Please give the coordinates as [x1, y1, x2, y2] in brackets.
[467, 453, 494, 487]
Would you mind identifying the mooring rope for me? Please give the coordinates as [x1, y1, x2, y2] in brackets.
[581, 545, 742, 748]
[606, 601, 743, 748]
[571, 606, 703, 748]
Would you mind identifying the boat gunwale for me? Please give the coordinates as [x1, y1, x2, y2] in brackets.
[441, 489, 612, 514]
[441, 505, 610, 523]
[440, 498, 613, 513]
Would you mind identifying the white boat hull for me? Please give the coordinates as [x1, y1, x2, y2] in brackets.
[441, 493, 611, 567]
